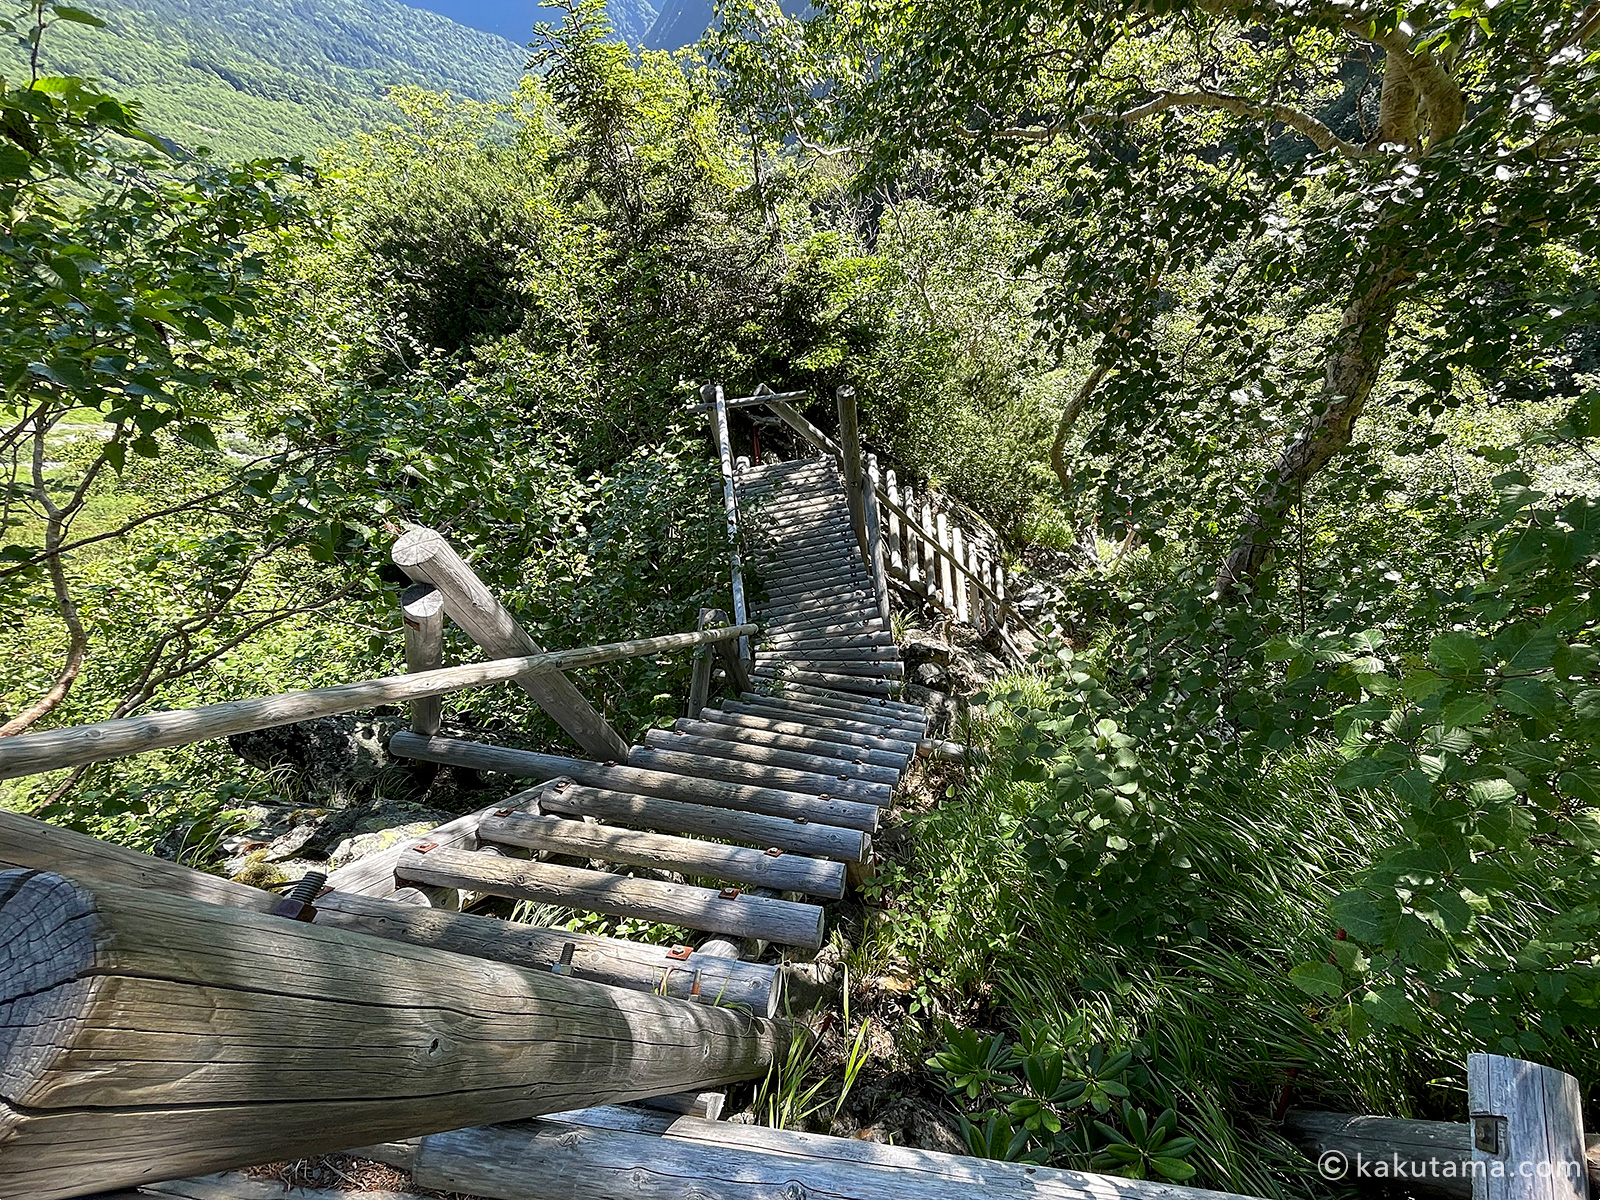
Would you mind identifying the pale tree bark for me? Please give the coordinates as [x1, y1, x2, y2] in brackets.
[1212, 263, 1409, 599]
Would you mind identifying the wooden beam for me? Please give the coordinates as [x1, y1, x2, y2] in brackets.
[0, 870, 789, 1200]
[1469, 1054, 1586, 1200]
[863, 453, 891, 622]
[0, 807, 785, 1017]
[392, 527, 630, 761]
[836, 385, 868, 563]
[0, 625, 753, 781]
[688, 608, 714, 719]
[706, 386, 752, 661]
[760, 394, 843, 461]
[405, 1106, 1266, 1200]
[400, 583, 446, 735]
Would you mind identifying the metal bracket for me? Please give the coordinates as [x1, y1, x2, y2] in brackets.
[719, 887, 741, 900]
[413, 841, 438, 853]
[793, 816, 809, 825]
[666, 944, 694, 962]
[493, 807, 516, 818]
[765, 847, 784, 857]
[1472, 1115, 1505, 1156]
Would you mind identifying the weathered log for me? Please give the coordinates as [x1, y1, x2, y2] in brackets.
[643, 728, 902, 783]
[0, 870, 789, 1200]
[625, 746, 892, 805]
[720, 700, 921, 743]
[0, 625, 750, 781]
[0, 807, 784, 1016]
[392, 526, 629, 761]
[400, 583, 446, 736]
[393, 846, 826, 948]
[388, 732, 882, 833]
[478, 806, 846, 898]
[406, 1106, 1264, 1200]
[670, 715, 913, 766]
[533, 779, 870, 863]
[706, 385, 752, 661]
[1469, 1054, 1586, 1200]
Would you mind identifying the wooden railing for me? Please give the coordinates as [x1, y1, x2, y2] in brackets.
[0, 526, 756, 781]
[703, 383, 1025, 648]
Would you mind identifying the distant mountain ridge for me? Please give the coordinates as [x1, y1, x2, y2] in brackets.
[12, 0, 527, 160]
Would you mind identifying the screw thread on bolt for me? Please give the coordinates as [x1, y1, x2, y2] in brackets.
[286, 871, 327, 906]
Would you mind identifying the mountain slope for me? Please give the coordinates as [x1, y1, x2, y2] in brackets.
[403, 1, 660, 45]
[14, 0, 527, 161]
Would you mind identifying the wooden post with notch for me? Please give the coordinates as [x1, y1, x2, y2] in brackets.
[862, 454, 891, 623]
[687, 608, 714, 719]
[401, 582, 446, 736]
[391, 527, 629, 762]
[706, 383, 751, 663]
[0, 869, 789, 1200]
[836, 385, 868, 564]
[1468, 1053, 1586, 1200]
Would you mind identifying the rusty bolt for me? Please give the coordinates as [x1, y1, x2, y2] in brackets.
[273, 870, 327, 922]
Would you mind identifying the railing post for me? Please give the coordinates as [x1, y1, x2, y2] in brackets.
[687, 608, 714, 719]
[392, 528, 629, 762]
[704, 607, 751, 694]
[950, 523, 971, 624]
[0, 868, 788, 1200]
[862, 454, 891, 623]
[706, 383, 751, 663]
[884, 468, 905, 578]
[1468, 1053, 1586, 1200]
[836, 385, 869, 563]
[401, 582, 446, 736]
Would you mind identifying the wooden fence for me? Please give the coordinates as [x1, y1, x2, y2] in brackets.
[695, 383, 1025, 650]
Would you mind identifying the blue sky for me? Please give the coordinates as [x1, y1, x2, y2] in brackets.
[406, 2, 542, 43]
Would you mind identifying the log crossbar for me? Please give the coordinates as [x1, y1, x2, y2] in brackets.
[0, 623, 757, 780]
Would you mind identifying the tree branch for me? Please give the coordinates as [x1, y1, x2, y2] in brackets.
[1105, 88, 1369, 158]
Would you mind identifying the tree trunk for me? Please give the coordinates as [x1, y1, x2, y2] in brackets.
[1212, 265, 1409, 600]
[1050, 362, 1109, 493]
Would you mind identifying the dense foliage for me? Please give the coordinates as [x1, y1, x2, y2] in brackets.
[0, 0, 1596, 1192]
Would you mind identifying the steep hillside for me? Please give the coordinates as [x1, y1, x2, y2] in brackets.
[15, 0, 527, 160]
[408, 1, 660, 45]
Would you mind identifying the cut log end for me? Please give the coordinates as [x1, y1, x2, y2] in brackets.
[390, 526, 450, 569]
[0, 870, 102, 1108]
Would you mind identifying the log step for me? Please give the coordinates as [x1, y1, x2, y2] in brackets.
[388, 732, 882, 834]
[720, 700, 921, 742]
[626, 747, 894, 807]
[535, 780, 871, 863]
[692, 710, 919, 756]
[478, 808, 846, 899]
[395, 845, 825, 948]
[645, 728, 903, 783]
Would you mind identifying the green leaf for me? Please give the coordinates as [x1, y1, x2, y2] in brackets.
[1289, 961, 1344, 999]
[1441, 694, 1493, 729]
[1429, 633, 1481, 676]
[50, 5, 107, 26]
[1362, 986, 1421, 1033]
[1558, 769, 1600, 806]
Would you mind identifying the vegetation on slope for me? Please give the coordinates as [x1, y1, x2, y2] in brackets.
[0, 0, 1597, 1193]
[3, 0, 527, 159]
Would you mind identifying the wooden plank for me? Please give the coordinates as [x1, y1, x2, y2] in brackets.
[0, 625, 752, 782]
[643, 728, 902, 783]
[394, 847, 826, 948]
[756, 658, 904, 679]
[690, 710, 918, 754]
[393, 527, 630, 761]
[665, 720, 911, 771]
[769, 682, 927, 720]
[1468, 1054, 1586, 1200]
[533, 780, 870, 863]
[721, 700, 921, 742]
[400, 583, 446, 736]
[0, 807, 783, 1016]
[760, 644, 904, 663]
[407, 1109, 1266, 1200]
[626, 746, 893, 806]
[388, 732, 882, 833]
[0, 870, 790, 1200]
[478, 807, 847, 898]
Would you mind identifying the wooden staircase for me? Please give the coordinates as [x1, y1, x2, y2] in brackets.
[364, 448, 924, 1002]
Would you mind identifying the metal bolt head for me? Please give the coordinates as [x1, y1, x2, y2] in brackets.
[272, 897, 317, 922]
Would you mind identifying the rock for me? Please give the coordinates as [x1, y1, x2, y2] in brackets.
[228, 712, 404, 807]
[331, 813, 450, 869]
[910, 661, 950, 690]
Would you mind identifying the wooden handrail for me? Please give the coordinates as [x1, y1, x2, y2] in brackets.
[0, 624, 758, 780]
[873, 485, 1007, 609]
